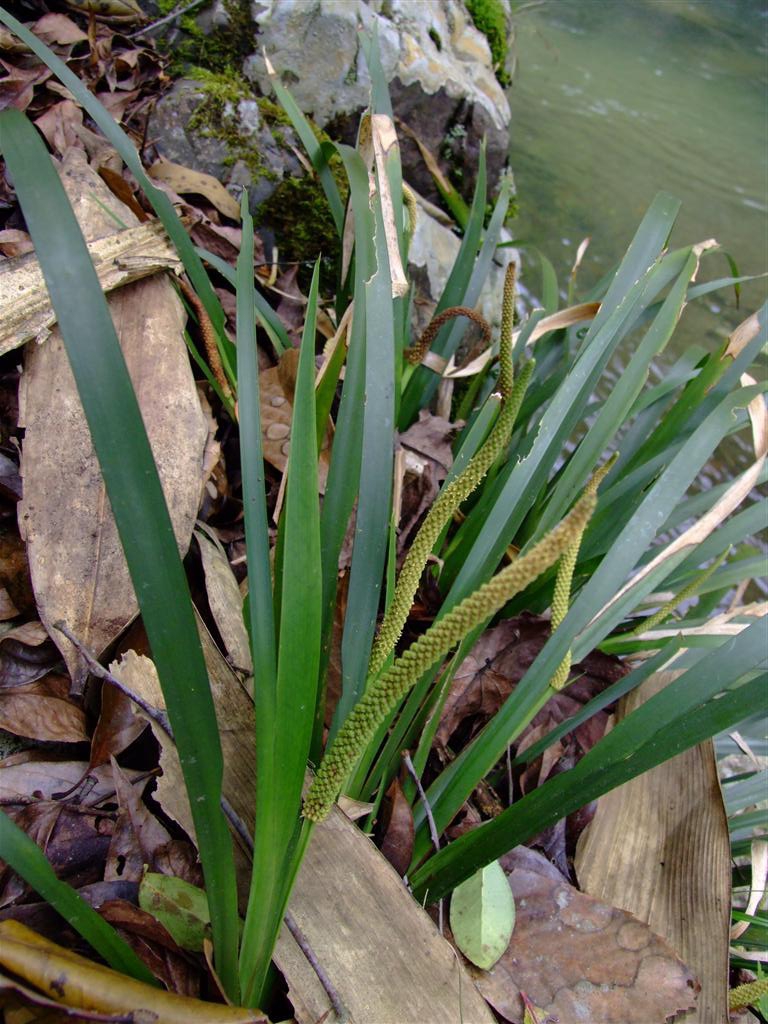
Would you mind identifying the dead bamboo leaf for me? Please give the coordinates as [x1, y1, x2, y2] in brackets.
[575, 670, 729, 1023]
[0, 920, 267, 1022]
[0, 219, 182, 354]
[148, 158, 241, 222]
[18, 149, 208, 690]
[371, 114, 408, 298]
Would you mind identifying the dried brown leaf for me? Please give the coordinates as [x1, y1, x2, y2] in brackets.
[89, 681, 148, 767]
[469, 865, 699, 1023]
[196, 527, 252, 674]
[104, 760, 171, 884]
[0, 622, 60, 689]
[32, 13, 89, 46]
[379, 776, 415, 876]
[18, 150, 207, 689]
[0, 675, 87, 743]
[148, 158, 240, 222]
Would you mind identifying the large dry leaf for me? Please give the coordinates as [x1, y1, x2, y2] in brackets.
[275, 804, 496, 1024]
[575, 671, 731, 1023]
[18, 149, 209, 689]
[0, 757, 141, 803]
[148, 158, 241, 222]
[469, 857, 699, 1023]
[0, 674, 86, 743]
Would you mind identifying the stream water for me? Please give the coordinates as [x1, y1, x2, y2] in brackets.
[507, 0, 767, 363]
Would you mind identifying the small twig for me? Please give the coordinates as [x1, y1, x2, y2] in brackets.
[127, 0, 209, 38]
[284, 911, 350, 1024]
[403, 751, 440, 852]
[53, 621, 173, 738]
[403, 750, 444, 933]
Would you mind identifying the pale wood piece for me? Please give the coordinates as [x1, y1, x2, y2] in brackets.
[0, 219, 181, 354]
[274, 805, 496, 1024]
[575, 671, 731, 1024]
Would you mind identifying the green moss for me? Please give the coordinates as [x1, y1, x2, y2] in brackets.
[157, 0, 253, 78]
[257, 126, 349, 289]
[465, 0, 511, 87]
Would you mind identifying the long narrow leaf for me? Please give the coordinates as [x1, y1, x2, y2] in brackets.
[0, 108, 240, 999]
[334, 170, 396, 730]
[240, 263, 322, 1005]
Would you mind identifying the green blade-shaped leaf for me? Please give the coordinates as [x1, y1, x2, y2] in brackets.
[412, 382, 760, 863]
[0, 107, 240, 1001]
[412, 621, 768, 901]
[449, 860, 515, 970]
[0, 810, 157, 984]
[0, 106, 241, 1001]
[332, 157, 395, 732]
[240, 263, 322, 1005]
[444, 196, 683, 609]
[268, 76, 345, 237]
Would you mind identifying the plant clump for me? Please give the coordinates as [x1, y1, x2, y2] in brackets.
[465, 0, 512, 87]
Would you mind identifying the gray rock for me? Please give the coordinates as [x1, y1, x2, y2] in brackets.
[243, 0, 511, 203]
[408, 198, 519, 349]
[148, 78, 304, 215]
[148, 79, 231, 182]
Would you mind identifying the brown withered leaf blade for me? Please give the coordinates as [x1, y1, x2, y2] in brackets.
[0, 756, 141, 803]
[196, 527, 252, 674]
[89, 681, 148, 768]
[436, 614, 624, 758]
[0, 673, 87, 743]
[468, 860, 699, 1023]
[378, 776, 415, 877]
[0, 621, 59, 688]
[148, 157, 241, 222]
[98, 898, 199, 998]
[575, 671, 731, 1023]
[18, 149, 208, 690]
[104, 760, 171, 885]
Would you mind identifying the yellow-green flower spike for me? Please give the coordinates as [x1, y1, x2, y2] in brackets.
[367, 360, 534, 679]
[626, 546, 730, 637]
[498, 261, 516, 399]
[404, 306, 491, 366]
[549, 454, 618, 690]
[304, 486, 599, 823]
[729, 978, 768, 1011]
